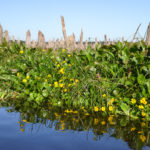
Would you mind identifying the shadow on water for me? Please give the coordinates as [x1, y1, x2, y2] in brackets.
[0, 99, 150, 150]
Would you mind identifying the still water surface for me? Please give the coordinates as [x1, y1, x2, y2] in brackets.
[0, 107, 149, 150]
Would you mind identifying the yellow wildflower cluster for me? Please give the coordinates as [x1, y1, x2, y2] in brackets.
[109, 106, 113, 111]
[22, 79, 27, 83]
[140, 97, 147, 105]
[54, 82, 59, 87]
[17, 72, 20, 77]
[64, 109, 74, 113]
[131, 98, 136, 104]
[19, 50, 24, 54]
[139, 105, 144, 109]
[94, 106, 99, 112]
[101, 107, 105, 112]
[140, 135, 146, 142]
[26, 75, 30, 79]
[62, 49, 66, 53]
[59, 68, 65, 74]
[102, 94, 106, 98]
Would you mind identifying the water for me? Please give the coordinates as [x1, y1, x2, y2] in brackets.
[0, 106, 149, 150]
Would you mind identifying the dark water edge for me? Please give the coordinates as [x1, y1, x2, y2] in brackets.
[0, 108, 149, 150]
[0, 107, 130, 150]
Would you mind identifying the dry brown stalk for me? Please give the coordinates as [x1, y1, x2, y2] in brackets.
[85, 40, 88, 49]
[146, 23, 150, 45]
[132, 24, 141, 43]
[61, 16, 67, 42]
[0, 24, 3, 44]
[4, 30, 9, 43]
[31, 40, 36, 48]
[12, 36, 15, 42]
[79, 29, 83, 49]
[94, 37, 97, 49]
[104, 34, 107, 45]
[17, 38, 20, 44]
[122, 36, 124, 43]
[60, 38, 64, 48]
[99, 40, 101, 48]
[108, 38, 111, 45]
[111, 40, 115, 45]
[38, 30, 45, 48]
[26, 30, 31, 48]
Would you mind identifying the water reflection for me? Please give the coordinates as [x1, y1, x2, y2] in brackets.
[1, 100, 150, 150]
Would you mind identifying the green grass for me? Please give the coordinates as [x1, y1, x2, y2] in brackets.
[0, 40, 150, 119]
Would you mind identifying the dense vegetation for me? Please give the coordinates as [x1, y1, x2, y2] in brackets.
[0, 40, 150, 120]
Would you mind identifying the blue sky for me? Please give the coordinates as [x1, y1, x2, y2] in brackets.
[0, 0, 149, 41]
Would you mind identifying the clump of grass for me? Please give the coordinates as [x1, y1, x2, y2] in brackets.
[0, 40, 150, 120]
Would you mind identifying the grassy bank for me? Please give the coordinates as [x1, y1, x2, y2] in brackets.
[0, 40, 150, 119]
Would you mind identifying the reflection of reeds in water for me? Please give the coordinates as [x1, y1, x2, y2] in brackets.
[3, 100, 149, 150]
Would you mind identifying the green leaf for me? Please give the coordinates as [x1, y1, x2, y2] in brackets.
[42, 90, 49, 97]
[120, 102, 130, 116]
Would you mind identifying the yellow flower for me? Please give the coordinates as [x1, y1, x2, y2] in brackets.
[131, 98, 136, 104]
[138, 131, 143, 134]
[109, 106, 113, 111]
[57, 64, 60, 67]
[60, 123, 65, 131]
[20, 128, 24, 132]
[54, 82, 58, 87]
[49, 84, 52, 86]
[68, 54, 71, 57]
[94, 118, 99, 125]
[19, 50, 24, 54]
[59, 68, 65, 74]
[108, 101, 111, 105]
[64, 109, 70, 113]
[102, 94, 106, 98]
[101, 107, 106, 112]
[108, 116, 113, 122]
[101, 121, 106, 125]
[70, 78, 73, 81]
[64, 88, 67, 92]
[22, 79, 27, 83]
[23, 120, 27, 122]
[62, 49, 66, 52]
[75, 79, 79, 83]
[130, 127, 136, 131]
[59, 83, 64, 88]
[140, 97, 147, 105]
[26, 75, 30, 79]
[73, 82, 76, 86]
[140, 135, 146, 142]
[81, 106, 84, 109]
[73, 111, 78, 114]
[94, 106, 99, 112]
[45, 79, 48, 82]
[141, 111, 146, 117]
[141, 122, 146, 127]
[47, 74, 51, 78]
[68, 64, 72, 67]
[85, 113, 89, 116]
[111, 98, 115, 103]
[42, 49, 45, 52]
[62, 60, 66, 64]
[17, 72, 20, 77]
[68, 84, 71, 87]
[139, 105, 144, 109]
